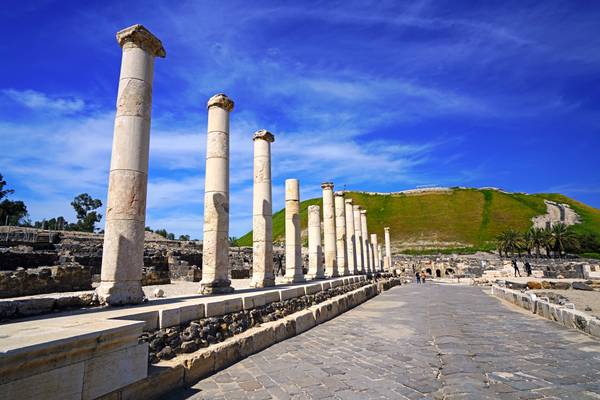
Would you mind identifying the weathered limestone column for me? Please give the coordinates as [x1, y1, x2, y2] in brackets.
[334, 192, 348, 276]
[360, 210, 371, 273]
[384, 227, 391, 271]
[353, 205, 364, 273]
[97, 24, 165, 306]
[321, 182, 338, 277]
[378, 244, 383, 272]
[284, 179, 304, 283]
[345, 199, 357, 274]
[199, 93, 235, 295]
[371, 234, 379, 272]
[250, 130, 275, 288]
[306, 205, 324, 279]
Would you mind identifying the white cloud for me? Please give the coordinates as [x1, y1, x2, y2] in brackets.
[2, 89, 85, 114]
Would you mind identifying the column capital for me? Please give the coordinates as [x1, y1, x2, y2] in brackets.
[334, 191, 345, 197]
[207, 93, 235, 111]
[345, 198, 353, 204]
[360, 209, 367, 215]
[253, 129, 275, 142]
[116, 24, 166, 57]
[384, 226, 390, 231]
[321, 182, 334, 190]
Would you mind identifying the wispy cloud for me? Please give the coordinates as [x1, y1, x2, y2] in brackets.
[2, 89, 85, 114]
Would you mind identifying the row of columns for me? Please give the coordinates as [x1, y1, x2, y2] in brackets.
[97, 24, 394, 306]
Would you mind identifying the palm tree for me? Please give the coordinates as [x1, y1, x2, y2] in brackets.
[525, 227, 548, 258]
[549, 223, 579, 258]
[497, 229, 523, 257]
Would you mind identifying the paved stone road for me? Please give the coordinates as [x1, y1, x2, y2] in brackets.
[165, 284, 600, 399]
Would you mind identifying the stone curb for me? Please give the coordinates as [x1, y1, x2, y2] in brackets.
[99, 281, 388, 399]
[490, 285, 600, 339]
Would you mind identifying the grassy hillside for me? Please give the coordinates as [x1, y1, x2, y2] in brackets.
[237, 188, 600, 253]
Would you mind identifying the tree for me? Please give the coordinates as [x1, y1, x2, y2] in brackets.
[167, 233, 175, 240]
[496, 229, 523, 257]
[70, 193, 102, 232]
[524, 227, 548, 258]
[179, 234, 190, 241]
[549, 223, 579, 258]
[0, 174, 28, 225]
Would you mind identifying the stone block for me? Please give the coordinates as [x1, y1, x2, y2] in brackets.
[213, 340, 241, 371]
[119, 364, 184, 400]
[236, 333, 255, 358]
[242, 293, 266, 310]
[331, 279, 343, 288]
[294, 309, 316, 334]
[114, 310, 160, 330]
[183, 350, 215, 385]
[589, 318, 600, 338]
[205, 298, 243, 317]
[159, 307, 180, 329]
[321, 281, 332, 291]
[279, 287, 303, 301]
[82, 344, 148, 400]
[180, 304, 204, 325]
[304, 283, 322, 295]
[264, 291, 281, 304]
[252, 325, 276, 352]
[272, 318, 295, 342]
[0, 361, 84, 400]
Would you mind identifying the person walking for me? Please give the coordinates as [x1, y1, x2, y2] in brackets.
[421, 271, 426, 284]
[512, 259, 521, 277]
[415, 271, 421, 284]
[525, 260, 532, 277]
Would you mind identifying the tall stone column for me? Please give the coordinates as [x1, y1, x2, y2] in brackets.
[334, 192, 348, 276]
[284, 179, 304, 283]
[371, 234, 379, 272]
[344, 199, 357, 275]
[360, 210, 371, 274]
[199, 93, 235, 295]
[378, 244, 383, 272]
[384, 227, 391, 271]
[321, 182, 337, 277]
[97, 24, 165, 306]
[250, 130, 275, 288]
[353, 205, 364, 273]
[306, 205, 324, 279]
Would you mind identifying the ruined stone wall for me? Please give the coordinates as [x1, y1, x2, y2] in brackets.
[0, 263, 92, 298]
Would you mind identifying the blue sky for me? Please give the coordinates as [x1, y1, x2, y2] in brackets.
[1, 1, 599, 239]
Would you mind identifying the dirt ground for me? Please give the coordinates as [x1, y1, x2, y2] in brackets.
[531, 288, 600, 318]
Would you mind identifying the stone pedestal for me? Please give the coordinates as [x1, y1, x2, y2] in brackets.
[360, 210, 370, 274]
[384, 227, 391, 271]
[284, 179, 304, 283]
[344, 199, 357, 275]
[353, 206, 364, 274]
[97, 24, 166, 306]
[306, 205, 324, 279]
[371, 234, 379, 272]
[321, 182, 337, 277]
[250, 130, 275, 288]
[199, 93, 235, 295]
[334, 192, 348, 276]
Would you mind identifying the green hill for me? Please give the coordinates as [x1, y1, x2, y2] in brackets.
[236, 188, 600, 254]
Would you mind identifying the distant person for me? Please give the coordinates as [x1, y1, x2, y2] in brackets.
[512, 259, 521, 277]
[525, 261, 532, 277]
[275, 254, 284, 276]
[421, 272, 426, 284]
[415, 271, 421, 284]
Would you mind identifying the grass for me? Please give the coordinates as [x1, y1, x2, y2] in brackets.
[238, 188, 600, 254]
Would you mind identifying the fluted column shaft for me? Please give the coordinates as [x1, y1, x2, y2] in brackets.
[307, 205, 324, 279]
[353, 206, 364, 273]
[97, 24, 165, 306]
[334, 192, 348, 276]
[250, 130, 275, 288]
[360, 210, 371, 274]
[345, 199, 357, 274]
[284, 179, 304, 283]
[321, 182, 337, 277]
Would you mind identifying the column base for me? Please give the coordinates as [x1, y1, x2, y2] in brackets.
[282, 275, 305, 284]
[249, 278, 276, 288]
[305, 274, 325, 280]
[199, 279, 234, 295]
[96, 280, 145, 306]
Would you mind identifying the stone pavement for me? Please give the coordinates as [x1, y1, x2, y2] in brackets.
[165, 284, 600, 399]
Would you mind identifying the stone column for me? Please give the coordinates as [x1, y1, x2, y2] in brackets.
[360, 210, 371, 274]
[306, 205, 324, 279]
[96, 24, 165, 306]
[250, 130, 275, 288]
[371, 234, 379, 272]
[384, 227, 391, 271]
[344, 199, 357, 275]
[378, 244, 383, 272]
[199, 93, 235, 295]
[334, 192, 348, 276]
[353, 205, 364, 273]
[321, 182, 337, 277]
[284, 179, 304, 283]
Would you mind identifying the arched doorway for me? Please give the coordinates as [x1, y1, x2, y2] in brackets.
[446, 268, 454, 275]
[426, 268, 432, 275]
[435, 269, 441, 278]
